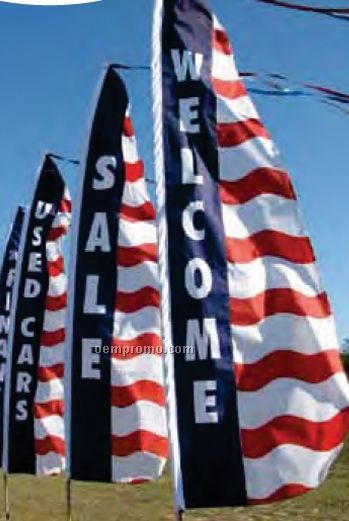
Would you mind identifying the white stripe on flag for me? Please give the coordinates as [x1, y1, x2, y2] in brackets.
[228, 258, 322, 299]
[111, 402, 167, 437]
[243, 444, 343, 501]
[231, 315, 338, 365]
[222, 195, 305, 239]
[111, 355, 163, 387]
[237, 373, 349, 429]
[219, 137, 282, 182]
[111, 453, 166, 483]
[113, 308, 160, 340]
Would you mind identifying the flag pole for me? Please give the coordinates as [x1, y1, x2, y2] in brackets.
[66, 478, 72, 521]
[176, 510, 184, 521]
[152, 0, 186, 520]
[4, 473, 10, 520]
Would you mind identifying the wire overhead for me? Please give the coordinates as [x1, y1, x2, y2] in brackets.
[255, 0, 349, 20]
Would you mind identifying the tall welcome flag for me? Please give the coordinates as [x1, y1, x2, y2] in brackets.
[66, 67, 167, 484]
[0, 206, 26, 464]
[3, 155, 71, 476]
[152, 0, 349, 511]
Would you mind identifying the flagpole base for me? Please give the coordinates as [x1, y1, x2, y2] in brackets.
[66, 478, 72, 521]
[4, 474, 10, 520]
[175, 510, 184, 521]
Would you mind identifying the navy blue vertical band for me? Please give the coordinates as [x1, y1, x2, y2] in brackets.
[0, 207, 25, 464]
[162, 0, 247, 508]
[70, 68, 128, 482]
[7, 158, 64, 474]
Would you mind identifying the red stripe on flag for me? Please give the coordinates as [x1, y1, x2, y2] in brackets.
[230, 289, 331, 326]
[38, 364, 64, 382]
[219, 168, 296, 205]
[125, 160, 144, 182]
[35, 435, 65, 457]
[226, 231, 315, 264]
[213, 29, 232, 55]
[241, 409, 349, 458]
[111, 431, 168, 458]
[45, 293, 67, 311]
[213, 78, 246, 99]
[235, 350, 343, 391]
[41, 328, 66, 347]
[248, 484, 311, 505]
[33, 400, 64, 418]
[117, 244, 157, 267]
[48, 226, 68, 242]
[123, 116, 134, 137]
[116, 287, 160, 313]
[130, 478, 151, 485]
[120, 202, 156, 222]
[48, 257, 64, 277]
[217, 119, 269, 148]
[59, 198, 72, 214]
[111, 380, 165, 407]
[111, 333, 162, 360]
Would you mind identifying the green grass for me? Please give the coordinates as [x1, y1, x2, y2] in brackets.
[2, 440, 349, 521]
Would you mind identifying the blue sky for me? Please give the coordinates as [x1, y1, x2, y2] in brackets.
[0, 0, 348, 340]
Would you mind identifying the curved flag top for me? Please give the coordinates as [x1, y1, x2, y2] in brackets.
[66, 66, 167, 484]
[152, 0, 349, 511]
[0, 206, 26, 465]
[2, 156, 71, 476]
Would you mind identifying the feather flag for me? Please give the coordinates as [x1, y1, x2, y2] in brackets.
[0, 206, 26, 465]
[65, 66, 167, 484]
[152, 0, 349, 511]
[2, 155, 71, 476]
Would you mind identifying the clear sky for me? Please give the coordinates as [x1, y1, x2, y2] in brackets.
[0, 0, 348, 340]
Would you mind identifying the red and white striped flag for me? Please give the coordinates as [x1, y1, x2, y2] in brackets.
[152, 0, 349, 510]
[34, 186, 71, 475]
[112, 108, 167, 482]
[3, 155, 71, 476]
[212, 12, 349, 504]
[66, 67, 167, 483]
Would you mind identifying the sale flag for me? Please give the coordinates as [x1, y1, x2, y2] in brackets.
[66, 67, 167, 484]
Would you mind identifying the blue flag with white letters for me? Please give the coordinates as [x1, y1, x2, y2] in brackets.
[0, 206, 26, 466]
[154, 0, 246, 509]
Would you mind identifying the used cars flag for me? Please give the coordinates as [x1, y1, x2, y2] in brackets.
[2, 155, 71, 476]
[152, 0, 349, 512]
[65, 66, 167, 484]
[0, 206, 26, 465]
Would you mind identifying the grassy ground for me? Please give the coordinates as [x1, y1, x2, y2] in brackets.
[2, 439, 349, 521]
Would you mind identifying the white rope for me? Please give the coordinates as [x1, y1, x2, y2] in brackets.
[151, 0, 185, 515]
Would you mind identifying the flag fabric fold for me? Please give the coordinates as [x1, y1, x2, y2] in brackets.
[66, 66, 167, 484]
[152, 0, 349, 511]
[2, 155, 70, 476]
